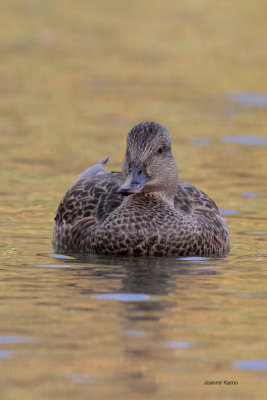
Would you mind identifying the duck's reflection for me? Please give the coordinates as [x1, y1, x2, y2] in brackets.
[51, 252, 223, 396]
[57, 252, 221, 312]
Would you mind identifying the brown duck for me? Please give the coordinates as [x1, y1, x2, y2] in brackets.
[53, 121, 230, 257]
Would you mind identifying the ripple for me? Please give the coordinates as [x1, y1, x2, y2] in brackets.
[196, 266, 222, 270]
[240, 231, 267, 236]
[233, 359, 267, 371]
[220, 209, 238, 215]
[72, 374, 94, 383]
[229, 92, 267, 108]
[233, 292, 267, 298]
[222, 107, 235, 117]
[51, 254, 75, 259]
[163, 341, 192, 349]
[178, 257, 210, 262]
[0, 336, 38, 344]
[234, 293, 267, 299]
[191, 138, 212, 146]
[124, 329, 147, 337]
[37, 264, 71, 268]
[95, 293, 152, 302]
[0, 350, 13, 359]
[222, 134, 267, 146]
[241, 192, 259, 198]
[38, 253, 75, 260]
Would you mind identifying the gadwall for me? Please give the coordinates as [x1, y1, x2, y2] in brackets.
[53, 121, 230, 257]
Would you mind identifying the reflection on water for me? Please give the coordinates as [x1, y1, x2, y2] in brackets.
[191, 138, 212, 146]
[50, 254, 75, 260]
[240, 231, 267, 236]
[229, 92, 267, 108]
[222, 134, 267, 146]
[241, 192, 259, 198]
[220, 209, 238, 215]
[124, 329, 147, 337]
[0, 350, 13, 359]
[72, 374, 94, 384]
[37, 264, 71, 268]
[1, 1, 267, 399]
[95, 294, 153, 302]
[163, 341, 193, 349]
[0, 336, 38, 344]
[233, 360, 267, 371]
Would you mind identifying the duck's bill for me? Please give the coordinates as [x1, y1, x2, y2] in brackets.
[119, 164, 148, 196]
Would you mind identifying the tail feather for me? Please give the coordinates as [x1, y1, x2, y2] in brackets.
[71, 156, 110, 188]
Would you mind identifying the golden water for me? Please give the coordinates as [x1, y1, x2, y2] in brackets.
[0, 1, 267, 399]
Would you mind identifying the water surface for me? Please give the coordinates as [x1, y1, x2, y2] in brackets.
[1, 1, 267, 400]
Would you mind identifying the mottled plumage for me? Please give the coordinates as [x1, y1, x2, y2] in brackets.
[53, 122, 230, 257]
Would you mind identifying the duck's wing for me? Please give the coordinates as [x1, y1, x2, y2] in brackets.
[53, 159, 124, 249]
[175, 181, 229, 254]
[175, 181, 221, 216]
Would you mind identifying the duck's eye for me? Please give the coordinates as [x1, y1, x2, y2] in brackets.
[158, 148, 163, 154]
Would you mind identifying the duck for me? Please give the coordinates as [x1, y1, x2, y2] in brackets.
[53, 121, 230, 257]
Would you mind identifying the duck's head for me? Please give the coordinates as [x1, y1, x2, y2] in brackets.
[120, 121, 178, 202]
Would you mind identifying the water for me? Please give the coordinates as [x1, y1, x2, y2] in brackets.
[229, 92, 267, 108]
[222, 134, 267, 146]
[1, 1, 267, 399]
[233, 360, 267, 372]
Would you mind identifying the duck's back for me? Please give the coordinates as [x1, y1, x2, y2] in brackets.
[53, 171, 229, 257]
[53, 171, 124, 250]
